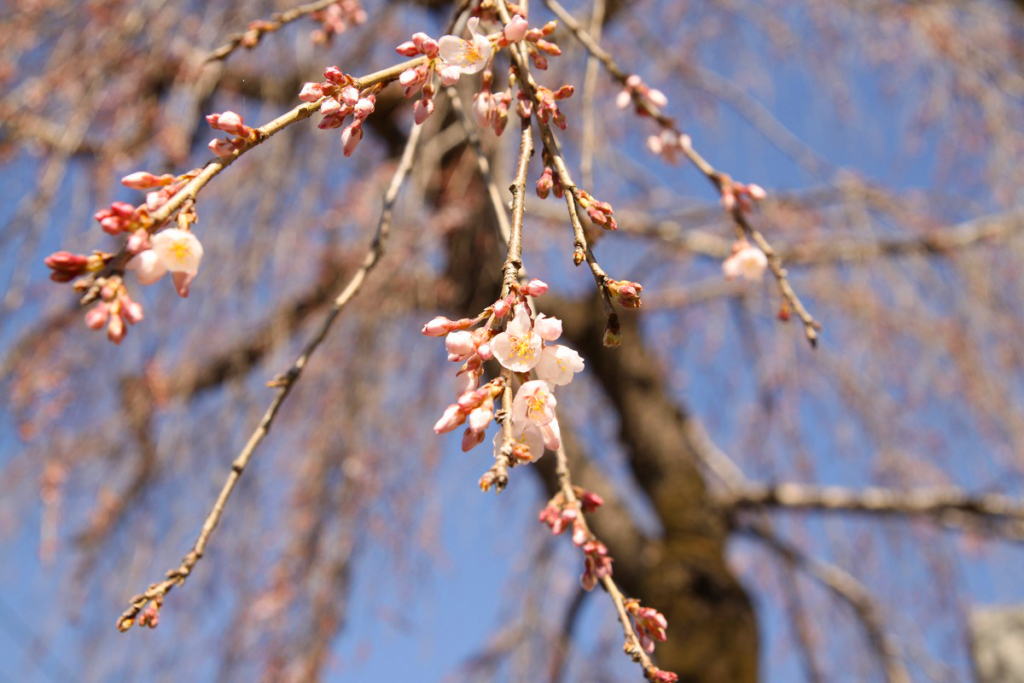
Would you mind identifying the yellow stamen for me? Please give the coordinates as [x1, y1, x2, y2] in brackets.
[170, 239, 191, 263]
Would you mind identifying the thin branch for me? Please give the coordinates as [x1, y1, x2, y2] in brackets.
[742, 522, 911, 683]
[578, 0, 606, 188]
[116, 116, 426, 632]
[496, 1, 615, 317]
[542, 0, 820, 345]
[204, 0, 346, 63]
[553, 444, 668, 682]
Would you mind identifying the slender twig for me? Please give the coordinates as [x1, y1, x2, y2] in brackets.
[542, 0, 821, 345]
[204, 0, 346, 63]
[116, 117, 426, 633]
[552, 443, 665, 682]
[495, 1, 614, 317]
[445, 87, 514, 245]
[578, 0, 606, 188]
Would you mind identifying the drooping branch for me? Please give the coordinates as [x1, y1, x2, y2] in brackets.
[116, 115, 426, 632]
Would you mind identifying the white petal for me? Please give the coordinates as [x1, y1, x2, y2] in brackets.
[151, 228, 203, 275]
[128, 249, 167, 285]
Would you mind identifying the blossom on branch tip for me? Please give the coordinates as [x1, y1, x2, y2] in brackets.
[438, 17, 492, 78]
[722, 241, 767, 282]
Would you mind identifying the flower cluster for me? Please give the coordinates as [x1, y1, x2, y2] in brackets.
[521, 20, 561, 70]
[529, 83, 574, 130]
[719, 177, 767, 214]
[298, 70, 378, 156]
[575, 189, 617, 230]
[606, 278, 643, 308]
[624, 599, 670, 655]
[309, 0, 366, 45]
[617, 74, 668, 112]
[646, 129, 692, 164]
[424, 279, 584, 461]
[535, 165, 564, 199]
[473, 72, 514, 135]
[722, 239, 767, 281]
[207, 111, 256, 158]
[539, 488, 609, 585]
[44, 165, 208, 342]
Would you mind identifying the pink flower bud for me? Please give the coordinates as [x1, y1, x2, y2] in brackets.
[647, 88, 668, 108]
[476, 342, 493, 361]
[580, 491, 604, 512]
[395, 40, 419, 56]
[353, 97, 374, 119]
[492, 299, 511, 318]
[433, 404, 465, 434]
[438, 64, 461, 86]
[461, 426, 486, 452]
[468, 405, 493, 433]
[121, 171, 165, 190]
[320, 97, 342, 116]
[84, 304, 109, 330]
[106, 313, 126, 344]
[324, 66, 345, 83]
[422, 316, 454, 336]
[746, 183, 767, 200]
[44, 251, 89, 272]
[122, 300, 144, 324]
[340, 85, 360, 106]
[522, 279, 548, 297]
[111, 202, 135, 218]
[533, 313, 562, 341]
[299, 82, 324, 102]
[341, 123, 363, 157]
[100, 216, 123, 234]
[445, 330, 476, 357]
[413, 96, 434, 125]
[503, 15, 529, 42]
[209, 138, 237, 158]
[625, 74, 642, 88]
[416, 36, 439, 58]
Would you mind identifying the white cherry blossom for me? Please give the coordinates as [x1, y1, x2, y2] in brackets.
[536, 345, 584, 387]
[492, 304, 542, 372]
[438, 17, 492, 77]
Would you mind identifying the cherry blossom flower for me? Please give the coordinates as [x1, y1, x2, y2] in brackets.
[512, 380, 560, 450]
[438, 17, 492, 78]
[533, 313, 561, 341]
[492, 304, 542, 372]
[536, 345, 584, 387]
[722, 241, 767, 281]
[128, 249, 167, 285]
[149, 228, 204, 297]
